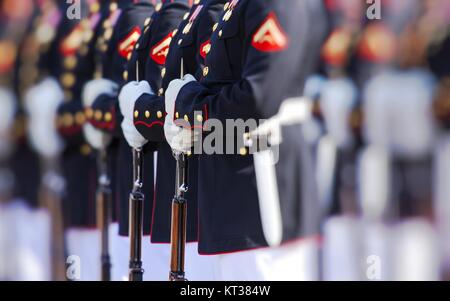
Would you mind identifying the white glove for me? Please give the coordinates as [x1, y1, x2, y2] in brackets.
[82, 79, 118, 149]
[164, 74, 197, 153]
[0, 87, 16, 133]
[164, 121, 199, 153]
[121, 119, 147, 149]
[24, 77, 64, 158]
[84, 123, 111, 150]
[82, 79, 118, 107]
[165, 74, 196, 117]
[118, 81, 153, 121]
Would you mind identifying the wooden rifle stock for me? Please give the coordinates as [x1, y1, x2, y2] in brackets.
[169, 153, 188, 281]
[39, 165, 66, 281]
[96, 149, 112, 281]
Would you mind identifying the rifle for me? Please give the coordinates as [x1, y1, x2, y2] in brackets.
[169, 60, 189, 281]
[96, 147, 112, 281]
[128, 148, 145, 281]
[39, 159, 66, 281]
[128, 61, 145, 282]
[169, 151, 188, 281]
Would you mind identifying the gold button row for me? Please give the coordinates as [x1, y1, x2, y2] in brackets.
[84, 108, 113, 122]
[58, 111, 87, 127]
[134, 110, 164, 119]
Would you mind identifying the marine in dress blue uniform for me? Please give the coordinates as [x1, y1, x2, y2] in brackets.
[132, 0, 226, 246]
[120, 0, 192, 239]
[86, 0, 156, 236]
[9, 1, 60, 208]
[165, 0, 328, 262]
[2, 0, 63, 281]
[52, 0, 106, 229]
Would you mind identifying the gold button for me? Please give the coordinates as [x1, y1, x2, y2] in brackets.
[61, 73, 75, 88]
[223, 10, 232, 22]
[104, 28, 113, 40]
[134, 110, 139, 118]
[240, 147, 248, 156]
[161, 68, 166, 78]
[75, 112, 86, 125]
[184, 115, 189, 122]
[104, 112, 112, 122]
[90, 2, 100, 13]
[183, 12, 189, 20]
[196, 114, 203, 122]
[145, 111, 150, 118]
[155, 3, 162, 11]
[203, 66, 209, 77]
[212, 23, 218, 32]
[103, 20, 111, 29]
[218, 30, 223, 38]
[204, 44, 211, 55]
[178, 39, 183, 45]
[158, 88, 164, 96]
[123, 70, 128, 81]
[183, 22, 192, 34]
[80, 144, 92, 156]
[64, 56, 77, 70]
[144, 26, 149, 34]
[194, 0, 200, 4]
[109, 2, 118, 12]
[144, 18, 151, 26]
[63, 113, 74, 127]
[95, 110, 103, 121]
[83, 30, 94, 42]
[175, 112, 180, 119]
[85, 108, 94, 119]
[224, 2, 230, 11]
[135, 43, 140, 49]
[157, 111, 163, 119]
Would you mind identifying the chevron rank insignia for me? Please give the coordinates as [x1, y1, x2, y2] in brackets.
[358, 23, 397, 64]
[150, 32, 173, 65]
[200, 40, 211, 59]
[60, 24, 84, 56]
[251, 12, 289, 52]
[118, 27, 141, 59]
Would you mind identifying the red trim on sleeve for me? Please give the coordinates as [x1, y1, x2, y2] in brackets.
[134, 120, 165, 128]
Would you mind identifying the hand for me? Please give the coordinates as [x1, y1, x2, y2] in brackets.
[164, 117, 199, 153]
[122, 119, 148, 149]
[165, 74, 196, 117]
[119, 81, 153, 121]
[24, 77, 64, 158]
[82, 79, 118, 107]
[83, 123, 111, 150]
[82, 79, 118, 149]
